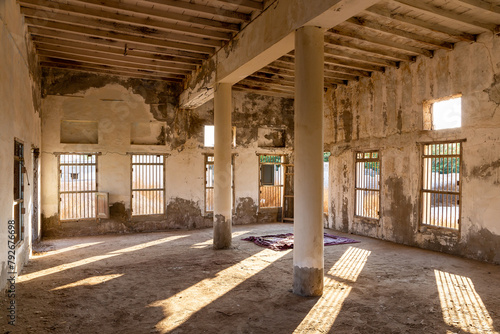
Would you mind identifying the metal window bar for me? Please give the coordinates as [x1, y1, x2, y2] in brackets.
[422, 142, 461, 229]
[131, 154, 165, 216]
[355, 151, 380, 219]
[259, 155, 284, 208]
[59, 154, 97, 220]
[204, 154, 234, 213]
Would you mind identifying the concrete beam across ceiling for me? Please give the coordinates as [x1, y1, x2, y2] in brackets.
[179, 0, 381, 109]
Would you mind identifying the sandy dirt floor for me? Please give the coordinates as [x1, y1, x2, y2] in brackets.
[2, 223, 500, 334]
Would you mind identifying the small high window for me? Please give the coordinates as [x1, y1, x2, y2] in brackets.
[424, 96, 462, 130]
[204, 125, 236, 147]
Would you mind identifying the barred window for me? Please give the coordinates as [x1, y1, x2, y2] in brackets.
[355, 151, 380, 219]
[259, 155, 285, 208]
[131, 154, 165, 216]
[421, 142, 461, 230]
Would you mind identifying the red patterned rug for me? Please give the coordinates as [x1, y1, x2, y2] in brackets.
[242, 233, 359, 251]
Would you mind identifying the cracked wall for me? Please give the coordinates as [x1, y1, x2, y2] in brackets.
[41, 72, 294, 237]
[325, 31, 500, 264]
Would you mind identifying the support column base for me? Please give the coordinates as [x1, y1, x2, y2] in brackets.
[213, 214, 232, 249]
[293, 266, 324, 296]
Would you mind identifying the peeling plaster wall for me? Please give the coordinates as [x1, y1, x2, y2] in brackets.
[325, 32, 500, 264]
[41, 72, 294, 237]
[0, 0, 42, 290]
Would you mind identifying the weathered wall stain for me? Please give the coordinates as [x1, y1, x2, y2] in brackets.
[233, 197, 258, 225]
[386, 177, 415, 245]
[470, 159, 500, 178]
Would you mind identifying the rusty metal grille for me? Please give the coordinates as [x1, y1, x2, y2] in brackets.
[131, 154, 165, 216]
[204, 154, 234, 213]
[259, 155, 284, 208]
[422, 142, 461, 229]
[59, 154, 97, 220]
[355, 151, 380, 219]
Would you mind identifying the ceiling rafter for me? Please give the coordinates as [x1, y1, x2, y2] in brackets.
[324, 33, 415, 62]
[36, 49, 190, 76]
[394, 0, 500, 33]
[18, 0, 231, 41]
[215, 0, 264, 11]
[33, 38, 199, 70]
[365, 7, 477, 42]
[20, 7, 223, 49]
[329, 27, 434, 57]
[344, 17, 454, 50]
[456, 0, 500, 15]
[143, 0, 251, 22]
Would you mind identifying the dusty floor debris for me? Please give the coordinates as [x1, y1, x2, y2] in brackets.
[2, 223, 500, 334]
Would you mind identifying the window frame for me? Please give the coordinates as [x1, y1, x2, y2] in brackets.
[58, 153, 98, 221]
[420, 140, 463, 232]
[258, 154, 286, 209]
[130, 154, 166, 216]
[354, 150, 381, 220]
[13, 139, 24, 245]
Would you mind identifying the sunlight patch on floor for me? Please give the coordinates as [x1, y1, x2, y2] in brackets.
[435, 270, 496, 334]
[33, 242, 104, 258]
[18, 235, 188, 283]
[151, 248, 291, 333]
[51, 274, 123, 290]
[294, 247, 371, 333]
[190, 230, 251, 248]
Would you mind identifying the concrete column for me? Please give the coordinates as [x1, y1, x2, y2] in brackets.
[293, 26, 324, 296]
[213, 83, 233, 249]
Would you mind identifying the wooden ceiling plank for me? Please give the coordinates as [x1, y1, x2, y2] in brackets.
[324, 71, 359, 81]
[25, 18, 215, 54]
[324, 55, 384, 72]
[143, 0, 251, 21]
[19, 5, 225, 46]
[246, 75, 294, 87]
[39, 57, 184, 79]
[40, 62, 182, 82]
[33, 37, 198, 70]
[394, 0, 498, 32]
[70, 0, 241, 31]
[29, 27, 207, 61]
[237, 80, 295, 94]
[345, 17, 454, 50]
[329, 27, 433, 57]
[215, 0, 263, 11]
[456, 0, 500, 15]
[323, 45, 399, 67]
[324, 33, 415, 62]
[323, 63, 371, 77]
[257, 67, 296, 79]
[36, 49, 190, 75]
[366, 7, 476, 42]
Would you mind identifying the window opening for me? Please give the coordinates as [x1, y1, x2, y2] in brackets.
[324, 152, 331, 214]
[422, 142, 461, 230]
[131, 154, 165, 215]
[59, 153, 97, 220]
[204, 125, 236, 147]
[424, 96, 461, 130]
[355, 151, 380, 219]
[259, 155, 285, 208]
[14, 140, 24, 244]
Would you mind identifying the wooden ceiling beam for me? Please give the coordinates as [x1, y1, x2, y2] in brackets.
[32, 37, 199, 70]
[257, 67, 296, 80]
[345, 17, 454, 50]
[325, 33, 415, 62]
[324, 71, 359, 81]
[323, 63, 371, 77]
[394, 0, 499, 32]
[456, 0, 500, 15]
[39, 57, 184, 80]
[29, 27, 207, 62]
[328, 27, 433, 57]
[21, 7, 222, 48]
[323, 46, 398, 67]
[236, 80, 295, 95]
[41, 62, 182, 82]
[365, 7, 476, 42]
[25, 18, 215, 54]
[19, 0, 231, 41]
[71, 0, 240, 32]
[144, 0, 251, 21]
[37, 49, 190, 75]
[324, 55, 385, 72]
[245, 75, 294, 87]
[215, 0, 263, 11]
